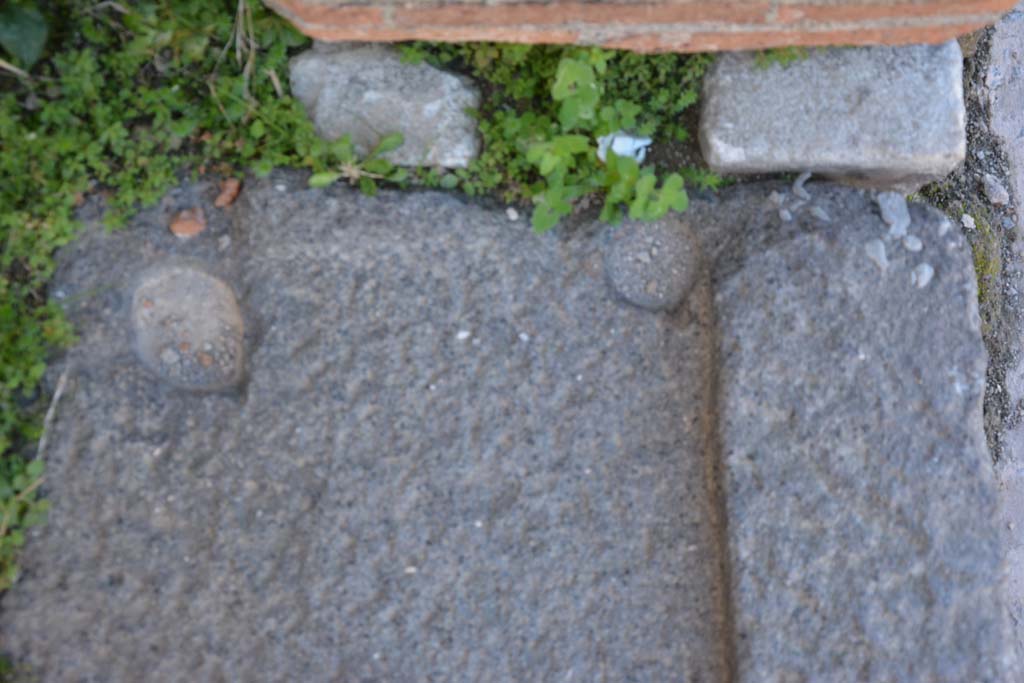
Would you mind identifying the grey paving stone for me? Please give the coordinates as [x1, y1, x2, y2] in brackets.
[699, 43, 966, 192]
[710, 184, 1014, 682]
[0, 177, 1013, 682]
[290, 43, 480, 167]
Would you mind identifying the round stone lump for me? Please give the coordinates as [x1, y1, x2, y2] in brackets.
[132, 265, 245, 391]
[602, 218, 699, 312]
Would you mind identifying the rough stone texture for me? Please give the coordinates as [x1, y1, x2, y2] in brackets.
[0, 176, 1015, 681]
[132, 264, 245, 391]
[264, 0, 1016, 53]
[290, 43, 480, 167]
[986, 1, 1024, 662]
[700, 42, 967, 192]
[711, 183, 1015, 682]
[987, 6, 1024, 223]
[1, 173, 731, 682]
[602, 217, 700, 311]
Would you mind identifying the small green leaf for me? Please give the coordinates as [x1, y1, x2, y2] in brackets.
[249, 119, 266, 139]
[359, 176, 377, 196]
[308, 172, 341, 188]
[0, 2, 48, 67]
[370, 132, 404, 156]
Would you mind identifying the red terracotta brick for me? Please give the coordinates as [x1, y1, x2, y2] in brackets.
[391, 2, 772, 28]
[774, 0, 1013, 24]
[264, 0, 1017, 53]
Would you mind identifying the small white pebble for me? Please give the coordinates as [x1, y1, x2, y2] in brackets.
[518, 332, 530, 342]
[865, 239, 888, 272]
[576, 374, 583, 382]
[471, 338, 481, 346]
[809, 206, 831, 223]
[911, 263, 934, 288]
[456, 330, 471, 341]
[506, 207, 519, 221]
[962, 214, 976, 230]
[474, 520, 483, 529]
[404, 566, 418, 575]
[779, 208, 793, 222]
[902, 235, 923, 252]
[792, 171, 812, 200]
[274, 183, 287, 192]
[768, 191, 785, 207]
[1010, 522, 1017, 531]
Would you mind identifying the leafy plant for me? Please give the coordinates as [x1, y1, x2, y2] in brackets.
[306, 132, 408, 195]
[403, 43, 716, 232]
[0, 458, 46, 591]
[0, 1, 48, 69]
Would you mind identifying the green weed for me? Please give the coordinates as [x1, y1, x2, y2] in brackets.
[402, 43, 718, 232]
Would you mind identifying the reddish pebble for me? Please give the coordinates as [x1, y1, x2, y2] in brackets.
[214, 178, 242, 208]
[169, 207, 206, 239]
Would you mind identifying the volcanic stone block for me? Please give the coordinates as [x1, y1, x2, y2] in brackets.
[700, 42, 967, 191]
[289, 43, 480, 167]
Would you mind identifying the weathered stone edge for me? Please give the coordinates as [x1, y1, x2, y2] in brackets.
[265, 0, 1014, 53]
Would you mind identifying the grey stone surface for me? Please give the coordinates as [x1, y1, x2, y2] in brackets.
[987, 6, 1024, 221]
[131, 264, 245, 391]
[1, 173, 730, 682]
[711, 184, 1013, 682]
[289, 43, 480, 167]
[601, 217, 701, 311]
[700, 43, 966, 192]
[0, 177, 1014, 681]
[986, 1, 1024, 663]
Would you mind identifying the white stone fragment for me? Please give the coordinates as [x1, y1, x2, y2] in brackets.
[877, 191, 911, 239]
[911, 263, 935, 288]
[962, 214, 977, 230]
[456, 330, 471, 341]
[983, 173, 1010, 206]
[792, 171, 812, 200]
[903, 235, 923, 252]
[865, 239, 889, 271]
[809, 206, 832, 223]
[506, 207, 519, 221]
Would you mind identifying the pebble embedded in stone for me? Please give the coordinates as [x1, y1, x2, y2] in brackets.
[911, 262, 935, 288]
[809, 206, 832, 223]
[865, 239, 888, 271]
[132, 265, 245, 391]
[962, 214, 977, 230]
[602, 218, 699, 312]
[876, 191, 910, 239]
[506, 207, 519, 222]
[169, 207, 207, 239]
[792, 171, 812, 200]
[982, 173, 1010, 206]
[779, 208, 793, 222]
[903, 235, 923, 252]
